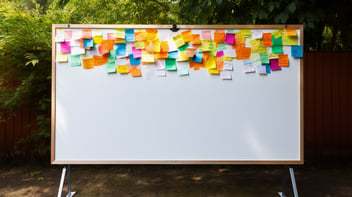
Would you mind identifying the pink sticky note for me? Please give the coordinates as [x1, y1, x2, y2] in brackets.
[201, 31, 212, 40]
[64, 31, 72, 40]
[60, 41, 71, 53]
[270, 59, 281, 71]
[132, 47, 142, 58]
[217, 51, 224, 57]
[224, 33, 235, 44]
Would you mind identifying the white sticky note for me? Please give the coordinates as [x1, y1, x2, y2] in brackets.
[252, 30, 263, 40]
[156, 59, 166, 70]
[71, 46, 85, 55]
[243, 59, 255, 73]
[115, 57, 129, 65]
[70, 40, 80, 47]
[92, 30, 102, 36]
[86, 47, 99, 56]
[221, 70, 232, 80]
[224, 45, 236, 58]
[55, 29, 65, 42]
[156, 69, 166, 77]
[256, 65, 267, 75]
[223, 60, 233, 71]
[71, 30, 82, 40]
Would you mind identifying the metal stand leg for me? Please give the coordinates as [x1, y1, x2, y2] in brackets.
[278, 166, 299, 197]
[57, 165, 76, 197]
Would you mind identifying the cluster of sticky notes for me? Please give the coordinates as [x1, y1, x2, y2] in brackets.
[56, 28, 303, 79]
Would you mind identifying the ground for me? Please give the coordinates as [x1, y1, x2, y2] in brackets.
[0, 162, 352, 197]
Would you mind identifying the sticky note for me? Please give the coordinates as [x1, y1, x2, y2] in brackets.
[105, 62, 116, 73]
[93, 55, 108, 66]
[225, 45, 235, 58]
[205, 56, 216, 69]
[191, 34, 201, 45]
[243, 59, 255, 73]
[132, 47, 142, 58]
[178, 43, 190, 51]
[135, 32, 146, 41]
[70, 55, 81, 66]
[71, 30, 81, 40]
[236, 47, 251, 60]
[181, 30, 193, 42]
[269, 58, 281, 71]
[146, 29, 158, 42]
[177, 62, 189, 76]
[129, 67, 141, 77]
[285, 29, 297, 36]
[239, 29, 251, 38]
[117, 65, 129, 74]
[152, 41, 161, 52]
[55, 29, 64, 42]
[272, 35, 283, 46]
[221, 70, 232, 80]
[93, 36, 103, 44]
[262, 33, 272, 47]
[224, 33, 235, 44]
[186, 48, 196, 57]
[192, 51, 202, 63]
[272, 46, 283, 53]
[269, 53, 279, 59]
[223, 60, 233, 70]
[98, 44, 110, 55]
[129, 54, 140, 65]
[115, 57, 128, 65]
[101, 40, 114, 50]
[92, 30, 102, 37]
[83, 39, 93, 48]
[155, 69, 166, 77]
[208, 68, 219, 74]
[156, 59, 165, 70]
[208, 50, 217, 57]
[217, 43, 226, 51]
[252, 30, 263, 39]
[60, 41, 71, 53]
[282, 35, 298, 45]
[71, 46, 85, 55]
[265, 64, 271, 74]
[114, 29, 125, 39]
[82, 58, 94, 69]
[249, 39, 261, 52]
[214, 31, 225, 44]
[201, 30, 212, 40]
[165, 59, 177, 71]
[86, 47, 99, 56]
[64, 31, 72, 41]
[216, 57, 224, 71]
[155, 52, 168, 59]
[217, 51, 224, 57]
[200, 40, 216, 51]
[160, 41, 169, 52]
[256, 64, 267, 75]
[178, 51, 190, 61]
[251, 52, 261, 65]
[116, 43, 126, 56]
[235, 33, 245, 45]
[56, 52, 68, 63]
[168, 51, 178, 59]
[173, 34, 185, 48]
[278, 54, 289, 67]
[272, 29, 284, 39]
[142, 53, 155, 63]
[82, 30, 92, 39]
[260, 53, 269, 64]
[291, 45, 303, 57]
[125, 29, 135, 42]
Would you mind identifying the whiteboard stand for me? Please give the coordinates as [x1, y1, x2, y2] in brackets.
[278, 166, 299, 197]
[57, 165, 76, 197]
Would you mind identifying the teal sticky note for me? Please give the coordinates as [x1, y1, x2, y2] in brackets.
[125, 29, 135, 42]
[129, 54, 140, 65]
[168, 51, 178, 59]
[109, 49, 116, 63]
[178, 43, 190, 51]
[70, 55, 81, 67]
[217, 43, 226, 51]
[116, 44, 126, 56]
[260, 53, 269, 64]
[271, 35, 283, 46]
[272, 45, 283, 53]
[226, 30, 235, 33]
[83, 39, 93, 48]
[192, 51, 202, 63]
[291, 45, 303, 57]
[263, 64, 271, 74]
[165, 59, 177, 71]
[105, 62, 116, 73]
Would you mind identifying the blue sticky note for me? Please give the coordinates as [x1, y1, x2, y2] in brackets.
[291, 45, 303, 57]
[168, 51, 178, 59]
[192, 51, 202, 63]
[83, 39, 93, 48]
[125, 29, 135, 42]
[116, 44, 126, 56]
[263, 64, 271, 74]
[105, 62, 116, 73]
[129, 54, 140, 65]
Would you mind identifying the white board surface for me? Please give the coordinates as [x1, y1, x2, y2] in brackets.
[52, 25, 303, 164]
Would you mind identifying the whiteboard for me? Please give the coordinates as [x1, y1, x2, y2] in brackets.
[51, 25, 303, 164]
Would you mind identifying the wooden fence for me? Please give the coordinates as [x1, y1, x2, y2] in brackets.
[0, 51, 351, 161]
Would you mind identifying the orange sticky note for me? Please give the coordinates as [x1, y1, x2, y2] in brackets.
[160, 41, 169, 52]
[135, 32, 146, 41]
[81, 30, 92, 39]
[93, 55, 108, 66]
[285, 29, 297, 36]
[155, 52, 168, 59]
[101, 40, 114, 50]
[214, 31, 225, 44]
[82, 58, 94, 69]
[216, 57, 224, 71]
[185, 48, 196, 57]
[278, 54, 289, 66]
[181, 30, 193, 42]
[191, 34, 201, 45]
[262, 33, 272, 47]
[98, 44, 110, 55]
[146, 29, 158, 42]
[129, 67, 142, 77]
[189, 62, 200, 70]
[236, 47, 251, 60]
[107, 33, 114, 40]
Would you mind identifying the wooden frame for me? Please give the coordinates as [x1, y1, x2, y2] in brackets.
[52, 24, 304, 165]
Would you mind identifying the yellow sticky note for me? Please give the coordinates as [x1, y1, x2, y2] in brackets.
[173, 34, 185, 48]
[152, 41, 161, 52]
[235, 33, 245, 45]
[181, 30, 193, 42]
[258, 44, 267, 54]
[269, 53, 279, 59]
[114, 29, 125, 39]
[56, 52, 68, 63]
[146, 29, 158, 42]
[200, 40, 216, 51]
[208, 68, 219, 74]
[93, 36, 102, 44]
[178, 51, 190, 61]
[272, 29, 284, 39]
[224, 56, 233, 61]
[249, 39, 260, 52]
[135, 41, 145, 49]
[239, 29, 251, 38]
[117, 65, 129, 74]
[285, 29, 297, 36]
[160, 41, 169, 52]
[282, 35, 298, 45]
[142, 53, 155, 63]
[205, 56, 216, 69]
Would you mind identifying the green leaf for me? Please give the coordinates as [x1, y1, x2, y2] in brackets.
[287, 2, 296, 13]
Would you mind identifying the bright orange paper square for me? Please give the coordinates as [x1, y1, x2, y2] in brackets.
[93, 55, 108, 66]
[181, 30, 193, 42]
[278, 54, 289, 66]
[135, 32, 146, 41]
[160, 41, 169, 52]
[236, 47, 251, 60]
[129, 67, 142, 77]
[191, 34, 201, 45]
[82, 58, 94, 69]
[214, 32, 225, 44]
[101, 40, 114, 50]
[262, 33, 272, 47]
[285, 29, 297, 36]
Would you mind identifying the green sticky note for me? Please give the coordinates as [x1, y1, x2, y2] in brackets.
[260, 53, 269, 64]
[70, 55, 81, 67]
[178, 43, 190, 51]
[272, 45, 283, 54]
[105, 62, 116, 73]
[217, 43, 226, 51]
[109, 49, 116, 63]
[272, 35, 283, 46]
[165, 59, 177, 71]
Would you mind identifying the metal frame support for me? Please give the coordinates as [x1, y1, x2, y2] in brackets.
[278, 166, 299, 197]
[57, 165, 77, 197]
